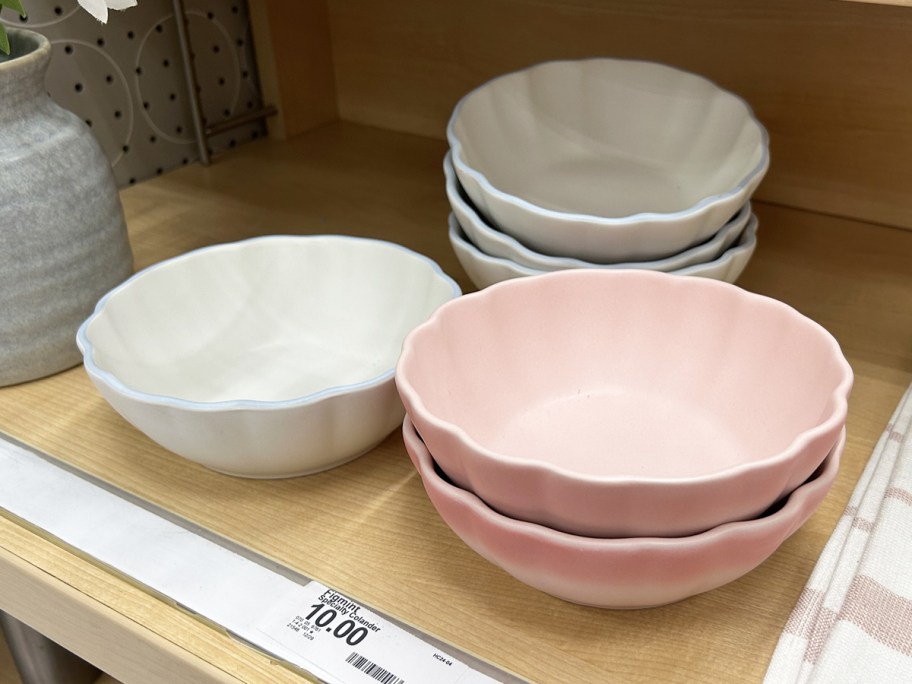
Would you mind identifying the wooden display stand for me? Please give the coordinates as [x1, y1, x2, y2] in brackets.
[1, 2, 911, 682]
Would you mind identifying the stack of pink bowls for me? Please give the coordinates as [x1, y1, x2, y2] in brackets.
[396, 270, 853, 608]
[444, 58, 769, 289]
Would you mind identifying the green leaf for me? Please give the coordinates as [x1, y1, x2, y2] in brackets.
[0, 0, 28, 55]
[0, 0, 27, 16]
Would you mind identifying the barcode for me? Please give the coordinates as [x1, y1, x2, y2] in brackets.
[346, 651, 404, 684]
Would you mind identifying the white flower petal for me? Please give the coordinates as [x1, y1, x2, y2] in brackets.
[77, 0, 108, 22]
[77, 0, 138, 22]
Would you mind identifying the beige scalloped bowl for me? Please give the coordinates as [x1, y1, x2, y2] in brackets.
[405, 416, 843, 609]
[77, 235, 460, 479]
[447, 58, 769, 262]
[396, 269, 852, 537]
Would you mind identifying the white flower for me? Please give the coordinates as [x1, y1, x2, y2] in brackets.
[77, 0, 137, 24]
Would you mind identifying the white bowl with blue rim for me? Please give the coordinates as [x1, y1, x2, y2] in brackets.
[77, 234, 460, 478]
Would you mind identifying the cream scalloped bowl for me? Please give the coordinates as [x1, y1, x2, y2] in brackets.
[405, 416, 844, 609]
[77, 235, 460, 478]
[445, 151, 752, 272]
[396, 269, 852, 538]
[447, 58, 769, 262]
[448, 212, 759, 290]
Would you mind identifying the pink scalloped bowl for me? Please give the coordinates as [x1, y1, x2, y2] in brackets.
[405, 415, 844, 609]
[396, 269, 853, 538]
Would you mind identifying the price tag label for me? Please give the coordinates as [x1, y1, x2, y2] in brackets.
[257, 582, 502, 684]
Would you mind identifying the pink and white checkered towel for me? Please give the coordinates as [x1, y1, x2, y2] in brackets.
[764, 381, 912, 683]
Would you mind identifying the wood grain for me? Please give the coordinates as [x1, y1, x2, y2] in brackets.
[248, 0, 337, 139]
[0, 123, 909, 683]
[0, 630, 22, 684]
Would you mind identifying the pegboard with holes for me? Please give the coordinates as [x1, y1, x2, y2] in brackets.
[2, 0, 266, 187]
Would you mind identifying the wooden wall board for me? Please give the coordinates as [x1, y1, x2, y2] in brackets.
[248, 0, 338, 140]
[297, 0, 912, 230]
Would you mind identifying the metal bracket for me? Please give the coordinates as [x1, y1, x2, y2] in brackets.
[171, 0, 276, 166]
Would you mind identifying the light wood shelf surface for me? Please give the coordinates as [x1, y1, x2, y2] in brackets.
[0, 123, 910, 683]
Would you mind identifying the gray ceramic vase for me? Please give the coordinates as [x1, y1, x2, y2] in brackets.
[0, 28, 134, 387]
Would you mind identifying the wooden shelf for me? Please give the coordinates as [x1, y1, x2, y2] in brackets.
[0, 122, 910, 683]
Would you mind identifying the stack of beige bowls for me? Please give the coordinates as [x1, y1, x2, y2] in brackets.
[444, 58, 770, 288]
[396, 269, 854, 608]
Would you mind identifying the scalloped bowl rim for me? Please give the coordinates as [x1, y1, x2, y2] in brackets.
[78, 234, 462, 413]
[444, 150, 753, 271]
[446, 57, 770, 227]
[397, 269, 853, 488]
[447, 211, 759, 279]
[406, 414, 844, 546]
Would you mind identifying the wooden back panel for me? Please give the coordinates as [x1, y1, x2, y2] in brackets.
[327, 0, 912, 229]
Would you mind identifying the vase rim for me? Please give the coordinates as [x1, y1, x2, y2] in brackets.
[0, 27, 50, 68]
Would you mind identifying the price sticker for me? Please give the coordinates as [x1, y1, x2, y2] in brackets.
[257, 582, 503, 684]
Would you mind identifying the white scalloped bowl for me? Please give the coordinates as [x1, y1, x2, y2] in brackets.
[396, 269, 853, 538]
[447, 58, 769, 262]
[445, 151, 751, 272]
[448, 212, 759, 290]
[405, 416, 844, 609]
[77, 235, 460, 478]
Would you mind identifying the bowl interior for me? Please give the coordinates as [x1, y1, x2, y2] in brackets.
[85, 236, 458, 404]
[400, 270, 851, 480]
[451, 59, 766, 218]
